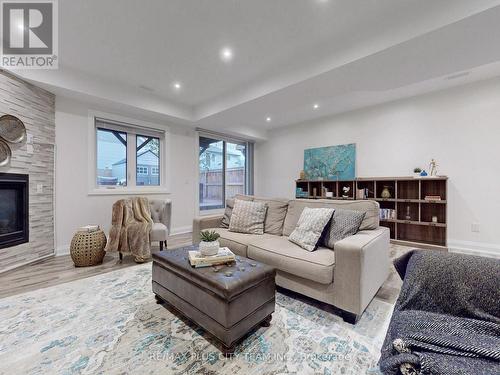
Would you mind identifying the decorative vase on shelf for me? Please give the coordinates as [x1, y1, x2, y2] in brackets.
[381, 186, 392, 199]
[199, 240, 220, 256]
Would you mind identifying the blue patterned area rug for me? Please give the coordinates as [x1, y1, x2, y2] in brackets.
[0, 264, 393, 375]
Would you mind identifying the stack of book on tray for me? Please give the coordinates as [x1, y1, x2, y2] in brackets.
[78, 225, 100, 233]
[188, 247, 236, 268]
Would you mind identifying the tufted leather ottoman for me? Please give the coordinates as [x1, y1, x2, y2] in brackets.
[152, 246, 276, 354]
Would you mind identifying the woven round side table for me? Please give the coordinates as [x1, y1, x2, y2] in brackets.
[70, 229, 107, 267]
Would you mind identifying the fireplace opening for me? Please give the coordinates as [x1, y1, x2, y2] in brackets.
[0, 173, 29, 249]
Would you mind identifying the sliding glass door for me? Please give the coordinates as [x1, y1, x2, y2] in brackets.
[225, 141, 246, 201]
[199, 134, 251, 211]
[199, 136, 224, 210]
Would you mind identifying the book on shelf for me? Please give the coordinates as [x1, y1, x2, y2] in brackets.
[424, 195, 442, 201]
[188, 247, 236, 267]
[379, 208, 396, 220]
[356, 188, 371, 199]
[78, 225, 100, 232]
[356, 188, 365, 199]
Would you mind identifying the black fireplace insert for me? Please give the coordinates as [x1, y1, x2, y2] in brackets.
[0, 173, 29, 249]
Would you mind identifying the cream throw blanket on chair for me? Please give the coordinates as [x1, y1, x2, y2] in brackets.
[106, 197, 153, 262]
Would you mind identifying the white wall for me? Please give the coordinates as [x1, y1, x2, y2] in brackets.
[255, 78, 500, 257]
[55, 97, 197, 254]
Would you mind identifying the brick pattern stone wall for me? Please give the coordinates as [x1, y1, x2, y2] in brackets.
[0, 70, 55, 272]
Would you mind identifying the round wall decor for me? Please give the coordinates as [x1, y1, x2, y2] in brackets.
[0, 139, 12, 166]
[0, 114, 27, 144]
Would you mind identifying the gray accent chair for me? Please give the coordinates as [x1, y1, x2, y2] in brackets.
[150, 199, 172, 251]
[117, 198, 172, 262]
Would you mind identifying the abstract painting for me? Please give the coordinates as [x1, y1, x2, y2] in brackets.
[304, 143, 356, 180]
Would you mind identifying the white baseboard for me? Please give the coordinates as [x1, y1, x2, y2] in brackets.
[56, 244, 70, 256]
[170, 225, 192, 235]
[55, 226, 192, 258]
[448, 239, 500, 259]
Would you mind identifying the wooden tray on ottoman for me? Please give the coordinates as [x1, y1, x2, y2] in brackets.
[152, 246, 276, 354]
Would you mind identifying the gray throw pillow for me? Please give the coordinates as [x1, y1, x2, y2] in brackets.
[326, 208, 366, 248]
[228, 199, 267, 234]
[288, 207, 334, 251]
[220, 195, 253, 228]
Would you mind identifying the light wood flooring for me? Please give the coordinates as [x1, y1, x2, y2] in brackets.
[0, 233, 408, 305]
[0, 232, 192, 299]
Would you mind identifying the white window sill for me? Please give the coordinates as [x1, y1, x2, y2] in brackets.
[88, 188, 170, 196]
[198, 208, 225, 216]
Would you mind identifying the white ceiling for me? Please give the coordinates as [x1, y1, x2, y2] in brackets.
[15, 0, 500, 139]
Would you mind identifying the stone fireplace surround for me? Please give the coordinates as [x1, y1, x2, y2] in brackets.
[0, 71, 55, 272]
[0, 173, 29, 249]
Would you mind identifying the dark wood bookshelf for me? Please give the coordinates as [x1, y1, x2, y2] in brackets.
[295, 176, 448, 249]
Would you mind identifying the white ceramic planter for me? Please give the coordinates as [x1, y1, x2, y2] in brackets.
[199, 240, 220, 256]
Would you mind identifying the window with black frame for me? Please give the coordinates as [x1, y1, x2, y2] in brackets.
[95, 117, 163, 189]
[199, 135, 250, 211]
[136, 135, 160, 186]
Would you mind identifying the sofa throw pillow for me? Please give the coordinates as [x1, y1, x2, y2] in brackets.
[326, 208, 366, 249]
[228, 199, 268, 234]
[254, 197, 289, 235]
[288, 207, 334, 251]
[220, 195, 254, 228]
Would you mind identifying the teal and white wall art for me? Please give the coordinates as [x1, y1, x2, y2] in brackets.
[304, 143, 356, 180]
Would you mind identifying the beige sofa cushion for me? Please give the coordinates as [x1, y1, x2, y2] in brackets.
[205, 227, 275, 258]
[283, 199, 379, 236]
[220, 194, 254, 228]
[253, 196, 289, 235]
[247, 236, 335, 284]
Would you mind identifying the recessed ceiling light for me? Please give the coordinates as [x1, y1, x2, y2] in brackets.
[172, 82, 182, 90]
[220, 47, 233, 62]
[266, 117, 272, 122]
[313, 103, 319, 109]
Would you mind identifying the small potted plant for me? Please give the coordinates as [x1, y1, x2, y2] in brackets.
[413, 167, 422, 178]
[199, 230, 221, 256]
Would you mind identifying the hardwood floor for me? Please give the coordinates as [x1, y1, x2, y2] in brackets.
[0, 233, 407, 304]
[0, 232, 192, 299]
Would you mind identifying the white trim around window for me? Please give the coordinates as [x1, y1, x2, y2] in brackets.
[87, 110, 171, 196]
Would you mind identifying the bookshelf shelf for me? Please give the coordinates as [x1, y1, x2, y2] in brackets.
[295, 176, 448, 249]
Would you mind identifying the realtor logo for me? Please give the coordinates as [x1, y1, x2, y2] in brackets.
[1, 0, 58, 69]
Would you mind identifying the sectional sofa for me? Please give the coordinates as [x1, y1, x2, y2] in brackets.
[193, 196, 390, 323]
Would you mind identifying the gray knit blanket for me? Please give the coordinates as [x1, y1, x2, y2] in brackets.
[379, 250, 500, 375]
